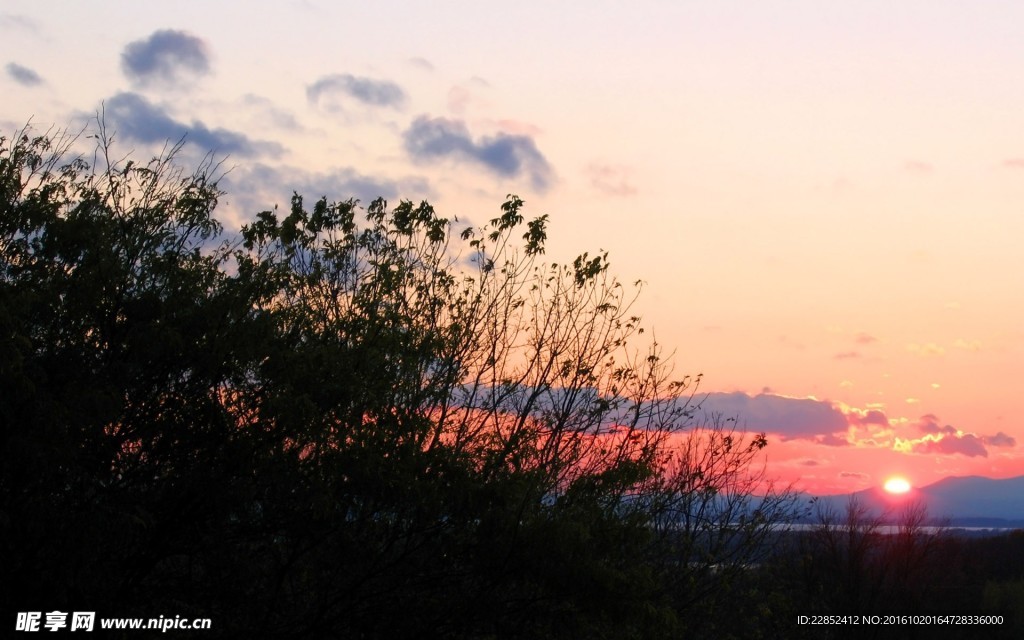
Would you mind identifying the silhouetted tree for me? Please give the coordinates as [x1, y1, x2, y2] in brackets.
[1, 122, 795, 638]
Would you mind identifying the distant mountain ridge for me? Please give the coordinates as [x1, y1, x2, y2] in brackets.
[802, 475, 1024, 527]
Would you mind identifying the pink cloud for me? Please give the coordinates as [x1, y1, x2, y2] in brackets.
[586, 163, 637, 197]
[696, 392, 847, 441]
[984, 432, 1016, 448]
[848, 409, 889, 427]
[815, 433, 850, 447]
[854, 332, 877, 345]
[901, 415, 1013, 457]
[917, 415, 956, 435]
[912, 434, 987, 458]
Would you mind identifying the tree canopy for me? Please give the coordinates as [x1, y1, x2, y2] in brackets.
[1, 124, 793, 638]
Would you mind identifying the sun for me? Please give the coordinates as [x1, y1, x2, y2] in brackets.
[883, 477, 912, 494]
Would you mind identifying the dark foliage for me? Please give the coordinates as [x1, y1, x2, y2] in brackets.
[2, 124, 800, 638]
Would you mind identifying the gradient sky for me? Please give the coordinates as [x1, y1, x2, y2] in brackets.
[3, 1, 1022, 495]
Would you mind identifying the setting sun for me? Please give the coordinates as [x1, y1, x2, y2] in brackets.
[884, 477, 912, 494]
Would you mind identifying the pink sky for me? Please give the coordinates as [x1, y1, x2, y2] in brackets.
[2, 1, 1022, 495]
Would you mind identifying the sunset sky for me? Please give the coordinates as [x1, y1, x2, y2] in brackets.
[3, 1, 1022, 495]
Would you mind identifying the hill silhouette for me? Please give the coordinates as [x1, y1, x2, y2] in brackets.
[805, 475, 1024, 526]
